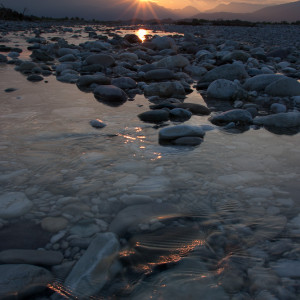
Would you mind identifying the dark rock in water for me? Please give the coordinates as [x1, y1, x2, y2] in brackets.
[90, 119, 107, 128]
[64, 233, 120, 298]
[172, 136, 203, 146]
[4, 88, 17, 92]
[124, 34, 142, 44]
[112, 77, 137, 89]
[0, 221, 51, 251]
[85, 54, 115, 67]
[209, 109, 253, 126]
[0, 249, 63, 266]
[0, 54, 7, 63]
[94, 85, 128, 106]
[0, 264, 53, 299]
[174, 103, 210, 115]
[253, 112, 300, 128]
[169, 108, 192, 122]
[144, 81, 186, 99]
[150, 102, 177, 110]
[77, 74, 111, 91]
[138, 110, 170, 123]
[27, 74, 44, 82]
[144, 69, 174, 81]
[159, 125, 206, 141]
[30, 49, 54, 62]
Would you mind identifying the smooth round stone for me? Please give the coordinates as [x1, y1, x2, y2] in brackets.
[265, 77, 300, 96]
[155, 54, 189, 69]
[112, 77, 137, 89]
[174, 103, 210, 115]
[119, 52, 138, 62]
[159, 125, 205, 141]
[90, 119, 107, 128]
[4, 88, 17, 93]
[0, 192, 33, 219]
[69, 222, 100, 238]
[41, 217, 69, 233]
[144, 69, 174, 81]
[138, 110, 169, 123]
[209, 109, 253, 126]
[27, 74, 44, 82]
[58, 54, 77, 62]
[0, 264, 53, 299]
[207, 79, 245, 100]
[0, 54, 7, 63]
[243, 74, 285, 91]
[144, 81, 185, 98]
[94, 85, 128, 104]
[169, 108, 192, 122]
[85, 54, 115, 67]
[270, 103, 287, 114]
[77, 74, 111, 90]
[253, 112, 300, 128]
[172, 136, 203, 146]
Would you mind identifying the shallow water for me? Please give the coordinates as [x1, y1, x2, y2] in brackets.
[0, 30, 300, 299]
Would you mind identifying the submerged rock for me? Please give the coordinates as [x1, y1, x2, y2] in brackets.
[144, 81, 185, 98]
[174, 103, 210, 115]
[77, 74, 111, 91]
[209, 109, 253, 126]
[138, 110, 170, 123]
[0, 264, 53, 299]
[64, 233, 120, 298]
[253, 112, 300, 128]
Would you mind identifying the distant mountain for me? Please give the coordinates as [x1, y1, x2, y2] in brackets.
[205, 2, 272, 14]
[192, 1, 300, 22]
[172, 6, 200, 18]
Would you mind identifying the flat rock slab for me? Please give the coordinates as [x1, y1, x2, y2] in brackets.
[0, 192, 33, 219]
[0, 249, 63, 266]
[0, 264, 53, 299]
[64, 232, 119, 298]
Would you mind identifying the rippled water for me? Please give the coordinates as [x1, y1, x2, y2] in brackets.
[0, 30, 300, 299]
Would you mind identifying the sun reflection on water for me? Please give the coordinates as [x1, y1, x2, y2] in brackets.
[136, 29, 148, 42]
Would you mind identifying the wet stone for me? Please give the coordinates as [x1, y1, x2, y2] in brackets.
[27, 74, 44, 82]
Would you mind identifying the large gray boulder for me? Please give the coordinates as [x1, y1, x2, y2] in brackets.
[209, 109, 253, 126]
[207, 79, 246, 100]
[138, 110, 170, 123]
[0, 192, 33, 219]
[155, 55, 189, 69]
[198, 63, 248, 84]
[243, 74, 285, 91]
[94, 85, 128, 104]
[265, 77, 300, 96]
[0, 264, 53, 299]
[144, 81, 185, 98]
[253, 112, 300, 128]
[151, 36, 176, 50]
[85, 54, 115, 67]
[111, 77, 137, 89]
[64, 233, 120, 298]
[77, 74, 111, 91]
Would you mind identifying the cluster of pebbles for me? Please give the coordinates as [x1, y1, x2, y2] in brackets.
[0, 21, 300, 299]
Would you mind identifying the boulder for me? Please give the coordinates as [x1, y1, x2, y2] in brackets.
[172, 136, 203, 146]
[138, 110, 170, 123]
[144, 69, 174, 81]
[64, 233, 120, 298]
[221, 50, 250, 63]
[155, 55, 189, 69]
[77, 74, 111, 91]
[198, 63, 248, 84]
[58, 54, 77, 62]
[207, 79, 246, 100]
[0, 264, 53, 299]
[144, 81, 185, 98]
[209, 109, 253, 126]
[174, 103, 210, 115]
[243, 74, 285, 91]
[94, 85, 128, 104]
[151, 36, 176, 50]
[270, 103, 287, 114]
[30, 49, 54, 62]
[0, 192, 33, 219]
[119, 52, 138, 62]
[265, 77, 300, 97]
[159, 125, 205, 141]
[253, 112, 300, 128]
[112, 77, 137, 89]
[169, 108, 192, 122]
[85, 54, 115, 67]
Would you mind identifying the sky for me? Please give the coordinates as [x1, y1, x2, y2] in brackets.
[1, 0, 296, 16]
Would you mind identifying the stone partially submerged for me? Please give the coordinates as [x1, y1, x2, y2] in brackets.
[253, 112, 300, 128]
[94, 85, 128, 105]
[144, 81, 186, 98]
[209, 109, 253, 126]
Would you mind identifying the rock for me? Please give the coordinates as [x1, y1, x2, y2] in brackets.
[209, 109, 253, 126]
[109, 203, 178, 235]
[184, 65, 207, 77]
[207, 79, 246, 100]
[265, 77, 300, 96]
[0, 192, 33, 219]
[159, 125, 205, 141]
[144, 69, 174, 81]
[267, 47, 291, 59]
[271, 259, 300, 278]
[111, 77, 137, 89]
[0, 54, 7, 63]
[64, 233, 120, 298]
[221, 50, 250, 63]
[30, 49, 54, 62]
[5, 88, 17, 92]
[243, 74, 285, 91]
[198, 63, 248, 84]
[0, 264, 53, 299]
[57, 48, 79, 57]
[169, 108, 192, 122]
[144, 81, 185, 98]
[172, 136, 203, 146]
[16, 61, 37, 73]
[41, 217, 68, 233]
[253, 112, 300, 128]
[27, 74, 44, 82]
[57, 73, 79, 83]
[90, 119, 107, 128]
[77, 74, 111, 91]
[0, 249, 63, 266]
[119, 52, 138, 62]
[155, 55, 189, 69]
[69, 221, 100, 238]
[174, 103, 210, 115]
[58, 54, 77, 62]
[94, 85, 128, 105]
[270, 103, 287, 114]
[151, 36, 176, 50]
[138, 110, 169, 123]
[124, 34, 141, 43]
[85, 54, 115, 68]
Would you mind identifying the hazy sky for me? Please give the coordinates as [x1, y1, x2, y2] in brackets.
[1, 0, 296, 15]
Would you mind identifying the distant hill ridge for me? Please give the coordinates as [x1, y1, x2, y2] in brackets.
[204, 2, 273, 13]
